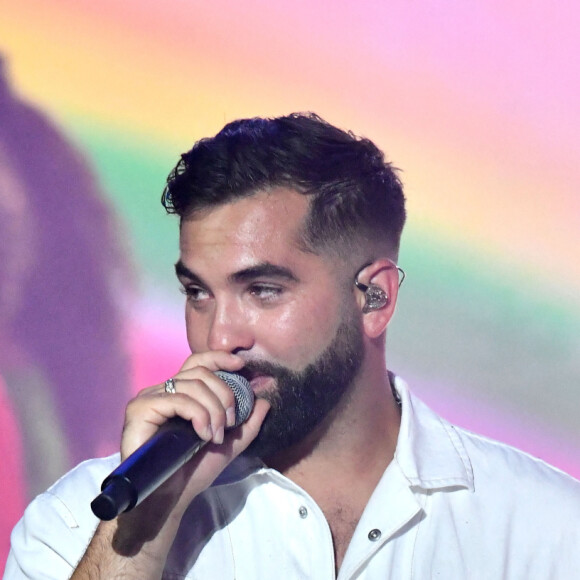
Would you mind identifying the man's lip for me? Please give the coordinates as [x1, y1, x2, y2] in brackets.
[238, 368, 265, 382]
[247, 374, 274, 393]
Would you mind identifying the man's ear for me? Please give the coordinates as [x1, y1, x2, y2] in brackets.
[354, 259, 401, 339]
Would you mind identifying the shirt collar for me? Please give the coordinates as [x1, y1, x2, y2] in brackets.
[392, 376, 474, 492]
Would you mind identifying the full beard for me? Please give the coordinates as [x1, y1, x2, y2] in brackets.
[241, 311, 364, 459]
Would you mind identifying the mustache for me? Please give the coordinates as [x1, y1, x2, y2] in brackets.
[238, 359, 292, 381]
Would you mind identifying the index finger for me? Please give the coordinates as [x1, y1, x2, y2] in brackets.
[179, 351, 245, 374]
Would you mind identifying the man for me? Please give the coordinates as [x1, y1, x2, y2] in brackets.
[6, 113, 580, 578]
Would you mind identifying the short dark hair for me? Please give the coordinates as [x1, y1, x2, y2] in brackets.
[162, 112, 406, 258]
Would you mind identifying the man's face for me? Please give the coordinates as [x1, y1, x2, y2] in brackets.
[177, 188, 363, 455]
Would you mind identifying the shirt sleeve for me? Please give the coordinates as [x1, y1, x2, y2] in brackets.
[4, 456, 117, 580]
[4, 492, 94, 579]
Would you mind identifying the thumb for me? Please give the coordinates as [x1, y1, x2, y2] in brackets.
[227, 398, 271, 457]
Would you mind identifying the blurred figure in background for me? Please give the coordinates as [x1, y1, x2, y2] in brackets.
[0, 54, 132, 555]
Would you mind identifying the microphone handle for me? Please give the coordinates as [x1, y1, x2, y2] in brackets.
[91, 417, 205, 521]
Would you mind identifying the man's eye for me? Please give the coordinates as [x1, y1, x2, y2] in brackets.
[180, 286, 210, 303]
[249, 284, 283, 301]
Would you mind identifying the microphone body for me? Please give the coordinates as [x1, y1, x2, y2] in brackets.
[91, 371, 254, 521]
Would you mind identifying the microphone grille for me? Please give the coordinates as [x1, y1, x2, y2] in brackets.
[214, 371, 255, 427]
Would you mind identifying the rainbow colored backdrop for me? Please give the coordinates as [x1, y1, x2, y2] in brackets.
[1, 0, 579, 565]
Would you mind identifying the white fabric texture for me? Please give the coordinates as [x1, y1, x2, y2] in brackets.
[5, 377, 580, 579]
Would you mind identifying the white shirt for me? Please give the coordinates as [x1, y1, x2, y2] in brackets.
[5, 378, 580, 579]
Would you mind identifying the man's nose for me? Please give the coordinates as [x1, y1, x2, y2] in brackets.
[206, 299, 254, 353]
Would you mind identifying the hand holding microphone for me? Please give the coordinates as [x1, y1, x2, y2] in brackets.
[90, 352, 268, 521]
[92, 371, 254, 520]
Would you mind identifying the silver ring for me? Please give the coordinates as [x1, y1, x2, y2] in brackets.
[164, 378, 177, 394]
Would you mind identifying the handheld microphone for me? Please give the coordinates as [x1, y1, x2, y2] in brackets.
[90, 371, 254, 521]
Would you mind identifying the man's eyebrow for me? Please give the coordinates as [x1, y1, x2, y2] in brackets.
[174, 261, 299, 286]
[175, 261, 205, 285]
[228, 262, 299, 284]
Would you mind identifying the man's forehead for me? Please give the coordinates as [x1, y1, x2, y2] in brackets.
[179, 188, 311, 252]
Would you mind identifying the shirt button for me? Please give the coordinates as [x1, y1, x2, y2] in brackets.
[368, 529, 382, 541]
[298, 506, 308, 518]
